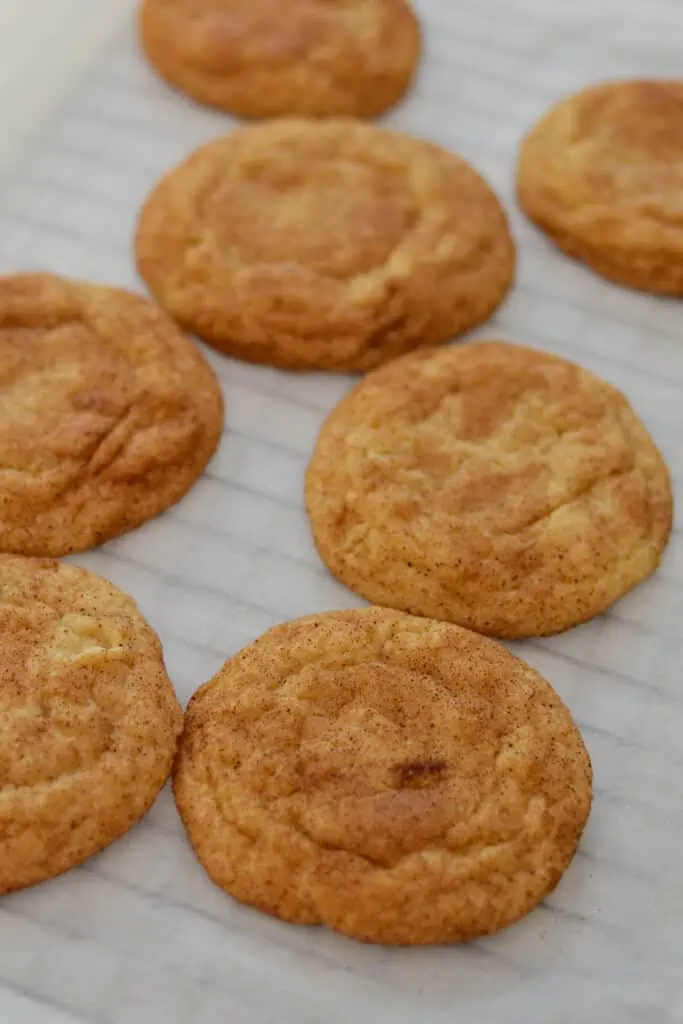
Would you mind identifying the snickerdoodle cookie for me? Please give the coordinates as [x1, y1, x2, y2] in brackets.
[173, 608, 592, 945]
[0, 556, 182, 893]
[139, 0, 421, 120]
[0, 273, 223, 556]
[135, 120, 515, 371]
[518, 80, 683, 293]
[305, 342, 672, 638]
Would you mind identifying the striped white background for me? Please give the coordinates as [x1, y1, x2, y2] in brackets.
[0, 1, 681, 1021]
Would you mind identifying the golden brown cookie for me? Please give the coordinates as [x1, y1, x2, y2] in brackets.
[0, 273, 224, 556]
[173, 608, 592, 945]
[138, 0, 421, 120]
[518, 80, 683, 293]
[0, 555, 182, 894]
[135, 120, 515, 372]
[305, 342, 672, 638]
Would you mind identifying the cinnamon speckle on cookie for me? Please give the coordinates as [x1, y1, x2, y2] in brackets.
[0, 272, 223, 556]
[136, 120, 514, 371]
[173, 608, 592, 945]
[0, 555, 182, 894]
[139, 0, 422, 119]
[305, 341, 672, 637]
[518, 80, 683, 293]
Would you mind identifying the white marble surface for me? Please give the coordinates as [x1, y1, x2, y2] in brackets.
[0, 0, 682, 1021]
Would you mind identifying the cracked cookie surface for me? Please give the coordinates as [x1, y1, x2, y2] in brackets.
[135, 119, 514, 371]
[173, 608, 592, 944]
[518, 80, 683, 293]
[305, 341, 672, 637]
[139, 0, 421, 120]
[0, 555, 182, 893]
[0, 273, 223, 556]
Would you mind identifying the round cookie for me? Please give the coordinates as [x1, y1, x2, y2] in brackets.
[138, 0, 421, 120]
[173, 608, 592, 945]
[305, 341, 672, 638]
[518, 80, 683, 293]
[135, 120, 515, 372]
[0, 555, 182, 894]
[0, 273, 224, 556]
